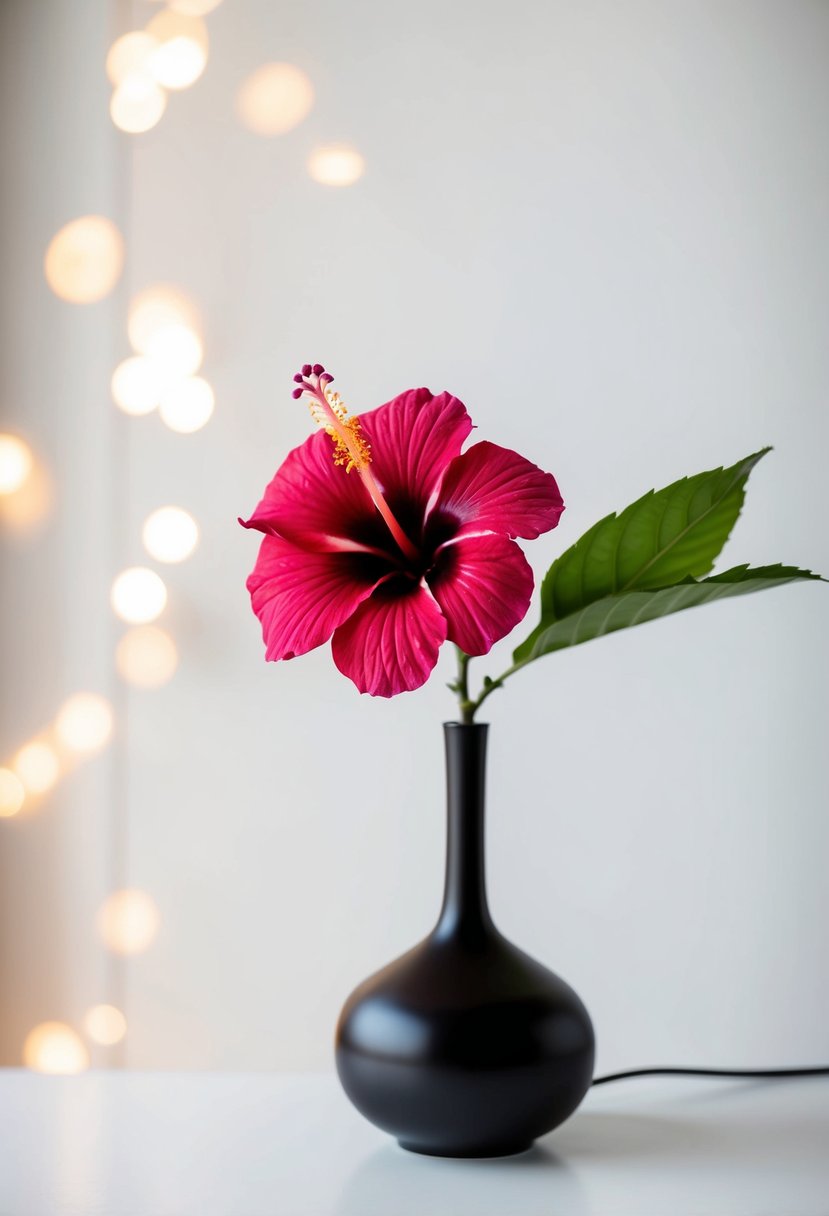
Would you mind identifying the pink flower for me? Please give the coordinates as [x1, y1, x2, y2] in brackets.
[240, 366, 564, 697]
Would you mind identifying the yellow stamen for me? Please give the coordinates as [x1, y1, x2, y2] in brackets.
[308, 388, 371, 473]
[302, 376, 419, 562]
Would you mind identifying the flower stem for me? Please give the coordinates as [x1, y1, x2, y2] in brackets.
[453, 648, 476, 723]
[449, 648, 533, 722]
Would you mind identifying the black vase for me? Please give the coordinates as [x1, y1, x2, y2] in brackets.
[335, 722, 595, 1158]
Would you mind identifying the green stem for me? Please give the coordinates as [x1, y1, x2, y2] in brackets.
[454, 648, 476, 723]
[449, 649, 530, 723]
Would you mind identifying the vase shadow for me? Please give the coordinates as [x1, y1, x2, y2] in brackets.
[334, 1140, 587, 1216]
[543, 1087, 827, 1167]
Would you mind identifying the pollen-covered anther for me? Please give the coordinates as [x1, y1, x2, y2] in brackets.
[321, 390, 371, 472]
[289, 362, 419, 562]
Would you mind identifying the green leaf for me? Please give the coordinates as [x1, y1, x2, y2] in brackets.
[515, 564, 820, 663]
[539, 448, 771, 625]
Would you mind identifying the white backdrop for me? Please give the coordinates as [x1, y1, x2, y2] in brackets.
[1, 0, 827, 1073]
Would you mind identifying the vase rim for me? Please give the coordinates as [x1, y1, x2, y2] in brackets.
[443, 720, 489, 730]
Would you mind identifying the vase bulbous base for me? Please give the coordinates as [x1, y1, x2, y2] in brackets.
[398, 1138, 534, 1159]
[335, 927, 595, 1159]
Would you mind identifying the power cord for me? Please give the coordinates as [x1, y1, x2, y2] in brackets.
[592, 1065, 829, 1087]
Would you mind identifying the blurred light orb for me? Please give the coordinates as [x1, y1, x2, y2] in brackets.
[142, 506, 199, 563]
[106, 31, 160, 85]
[146, 11, 208, 89]
[159, 376, 214, 433]
[44, 216, 124, 303]
[128, 284, 200, 354]
[84, 1004, 127, 1046]
[110, 72, 167, 134]
[13, 741, 60, 796]
[97, 888, 161, 955]
[0, 767, 25, 818]
[55, 693, 114, 755]
[116, 625, 179, 688]
[23, 1023, 89, 1074]
[236, 63, 314, 136]
[111, 567, 167, 624]
[307, 144, 366, 187]
[111, 356, 165, 416]
[0, 434, 33, 495]
[144, 323, 203, 377]
[169, 0, 223, 13]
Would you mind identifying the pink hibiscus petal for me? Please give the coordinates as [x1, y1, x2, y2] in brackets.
[331, 582, 448, 697]
[247, 535, 385, 661]
[428, 533, 534, 655]
[240, 429, 378, 552]
[434, 440, 564, 540]
[359, 388, 473, 522]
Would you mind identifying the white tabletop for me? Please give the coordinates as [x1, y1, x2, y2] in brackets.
[0, 1070, 827, 1216]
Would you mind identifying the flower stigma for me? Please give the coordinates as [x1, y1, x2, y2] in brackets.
[292, 364, 420, 562]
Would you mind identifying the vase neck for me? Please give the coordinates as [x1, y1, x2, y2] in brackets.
[435, 722, 494, 943]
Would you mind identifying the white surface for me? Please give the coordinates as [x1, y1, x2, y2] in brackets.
[0, 1071, 827, 1216]
[1, 0, 828, 1073]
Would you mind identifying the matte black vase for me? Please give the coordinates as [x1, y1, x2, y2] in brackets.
[335, 722, 595, 1158]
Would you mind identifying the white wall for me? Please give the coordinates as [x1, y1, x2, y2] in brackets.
[2, 0, 828, 1073]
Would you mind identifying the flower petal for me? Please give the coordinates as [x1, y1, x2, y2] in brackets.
[359, 388, 473, 532]
[247, 535, 385, 661]
[331, 581, 448, 697]
[428, 534, 534, 655]
[434, 440, 564, 540]
[240, 430, 378, 552]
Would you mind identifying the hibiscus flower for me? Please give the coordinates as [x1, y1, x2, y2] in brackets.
[240, 365, 564, 697]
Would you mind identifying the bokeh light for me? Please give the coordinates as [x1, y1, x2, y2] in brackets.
[236, 63, 314, 136]
[116, 626, 179, 688]
[0, 434, 33, 495]
[307, 144, 366, 187]
[169, 0, 223, 13]
[106, 31, 160, 85]
[110, 72, 167, 134]
[128, 284, 200, 354]
[111, 356, 166, 416]
[159, 376, 214, 433]
[146, 11, 208, 89]
[144, 323, 203, 376]
[84, 1004, 127, 1046]
[13, 741, 60, 796]
[23, 1023, 89, 1074]
[0, 458, 52, 532]
[54, 693, 114, 755]
[44, 216, 124, 303]
[0, 767, 25, 818]
[142, 506, 199, 563]
[111, 567, 168, 624]
[97, 889, 161, 955]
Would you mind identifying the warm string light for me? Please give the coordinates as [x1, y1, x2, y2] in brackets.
[142, 506, 199, 563]
[116, 625, 179, 688]
[0, 693, 116, 818]
[35, 7, 366, 1062]
[115, 284, 213, 432]
[307, 144, 366, 187]
[44, 216, 124, 303]
[236, 63, 314, 136]
[13, 741, 60, 797]
[111, 567, 168, 624]
[23, 1023, 89, 1074]
[54, 693, 114, 755]
[84, 1004, 127, 1046]
[97, 889, 161, 955]
[106, 10, 212, 134]
[0, 434, 33, 495]
[0, 768, 25, 818]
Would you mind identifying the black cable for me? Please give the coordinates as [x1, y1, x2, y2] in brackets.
[592, 1065, 829, 1087]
